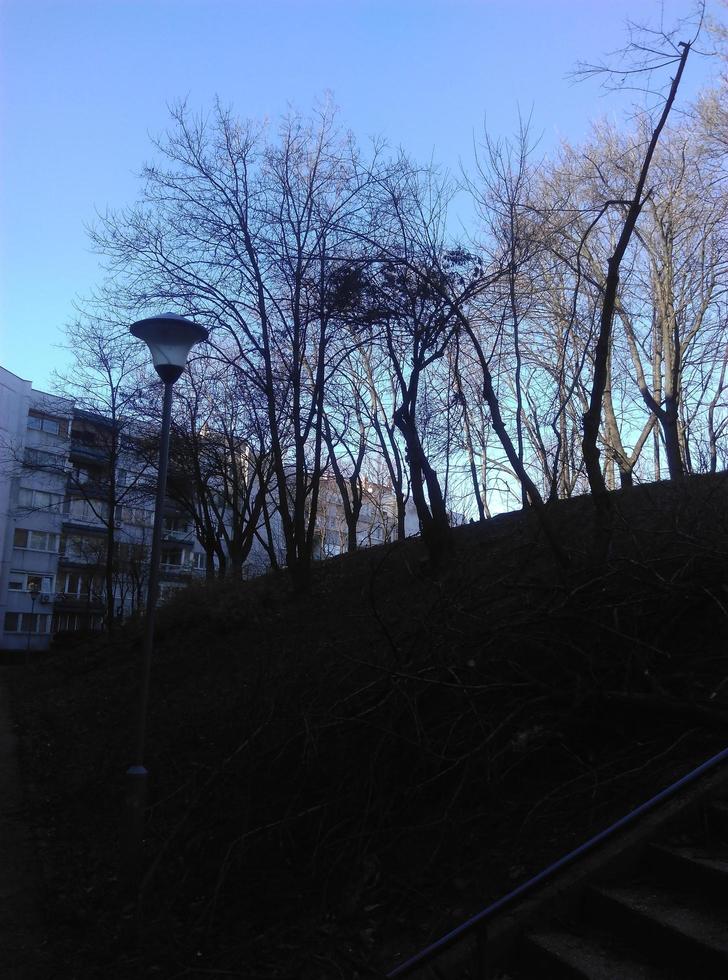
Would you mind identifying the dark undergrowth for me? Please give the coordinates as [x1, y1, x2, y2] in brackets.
[6, 473, 728, 978]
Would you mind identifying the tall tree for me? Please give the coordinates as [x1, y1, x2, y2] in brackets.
[579, 40, 692, 499]
[90, 100, 395, 589]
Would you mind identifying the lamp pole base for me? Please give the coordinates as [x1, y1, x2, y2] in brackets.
[125, 765, 148, 890]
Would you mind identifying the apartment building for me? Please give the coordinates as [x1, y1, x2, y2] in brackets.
[312, 474, 420, 559]
[0, 366, 217, 651]
[0, 366, 74, 650]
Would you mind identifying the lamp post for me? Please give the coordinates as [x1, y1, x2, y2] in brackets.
[126, 313, 208, 870]
[26, 581, 40, 655]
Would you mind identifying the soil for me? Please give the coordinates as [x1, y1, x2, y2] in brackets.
[5, 473, 728, 978]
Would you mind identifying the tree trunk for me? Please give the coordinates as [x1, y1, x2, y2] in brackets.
[105, 519, 116, 633]
[663, 396, 684, 479]
[393, 405, 451, 566]
[395, 490, 407, 541]
[581, 42, 690, 504]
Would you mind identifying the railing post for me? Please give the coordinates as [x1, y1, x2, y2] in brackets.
[473, 925, 488, 978]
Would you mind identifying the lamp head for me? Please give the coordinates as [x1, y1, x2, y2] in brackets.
[130, 313, 209, 384]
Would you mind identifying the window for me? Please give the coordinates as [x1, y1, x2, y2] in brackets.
[13, 529, 60, 552]
[7, 572, 53, 593]
[59, 533, 103, 561]
[61, 572, 97, 597]
[164, 516, 191, 533]
[63, 497, 109, 524]
[71, 465, 92, 484]
[64, 572, 83, 595]
[28, 413, 61, 435]
[192, 552, 207, 570]
[24, 447, 63, 468]
[52, 612, 102, 633]
[53, 612, 78, 632]
[4, 612, 50, 633]
[117, 504, 152, 526]
[26, 574, 53, 593]
[17, 487, 63, 512]
[161, 548, 185, 566]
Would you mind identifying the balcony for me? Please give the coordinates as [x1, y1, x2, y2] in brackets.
[57, 550, 105, 568]
[54, 593, 105, 610]
[61, 515, 108, 531]
[69, 439, 110, 464]
[162, 527, 194, 542]
[159, 563, 194, 581]
[66, 476, 110, 501]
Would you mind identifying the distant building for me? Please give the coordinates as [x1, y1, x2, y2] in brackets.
[311, 474, 420, 560]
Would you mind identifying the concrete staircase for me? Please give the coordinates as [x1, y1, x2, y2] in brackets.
[509, 795, 728, 978]
[385, 753, 728, 979]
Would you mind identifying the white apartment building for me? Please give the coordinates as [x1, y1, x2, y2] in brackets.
[0, 367, 74, 651]
[0, 366, 221, 651]
[312, 474, 420, 560]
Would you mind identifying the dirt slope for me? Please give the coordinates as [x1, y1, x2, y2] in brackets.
[6, 473, 728, 978]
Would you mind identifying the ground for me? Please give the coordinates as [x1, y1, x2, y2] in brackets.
[4, 473, 728, 978]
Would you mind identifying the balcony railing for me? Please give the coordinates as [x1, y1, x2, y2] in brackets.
[69, 439, 109, 462]
[54, 593, 105, 609]
[62, 513, 108, 529]
[159, 564, 194, 581]
[162, 528, 194, 541]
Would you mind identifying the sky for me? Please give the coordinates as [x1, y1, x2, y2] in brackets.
[0, 0, 722, 391]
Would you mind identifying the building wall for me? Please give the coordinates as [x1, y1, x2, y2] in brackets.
[0, 369, 256, 649]
[312, 475, 420, 560]
[0, 367, 73, 651]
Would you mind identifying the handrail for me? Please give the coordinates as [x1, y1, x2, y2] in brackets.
[386, 743, 728, 977]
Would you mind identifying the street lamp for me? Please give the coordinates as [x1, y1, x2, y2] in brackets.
[26, 580, 40, 654]
[126, 313, 208, 869]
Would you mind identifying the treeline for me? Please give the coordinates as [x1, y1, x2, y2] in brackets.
[61, 31, 727, 589]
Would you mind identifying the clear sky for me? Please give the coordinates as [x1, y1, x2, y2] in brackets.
[0, 0, 721, 391]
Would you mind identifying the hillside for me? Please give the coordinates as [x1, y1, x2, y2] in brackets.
[6, 473, 728, 979]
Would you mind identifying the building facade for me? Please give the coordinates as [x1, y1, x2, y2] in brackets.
[311, 474, 420, 560]
[0, 366, 221, 651]
[0, 367, 75, 650]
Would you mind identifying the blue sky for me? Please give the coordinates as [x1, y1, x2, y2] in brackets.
[0, 0, 721, 390]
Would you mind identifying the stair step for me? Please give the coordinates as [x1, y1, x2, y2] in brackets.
[589, 880, 728, 976]
[708, 800, 728, 838]
[647, 843, 728, 894]
[520, 926, 672, 979]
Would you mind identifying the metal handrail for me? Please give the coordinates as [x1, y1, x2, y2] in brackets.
[386, 743, 728, 978]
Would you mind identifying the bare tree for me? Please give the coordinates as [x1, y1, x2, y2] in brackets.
[165, 356, 274, 578]
[579, 39, 692, 500]
[53, 315, 149, 631]
[466, 117, 545, 505]
[353, 163, 473, 565]
[89, 100, 396, 589]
